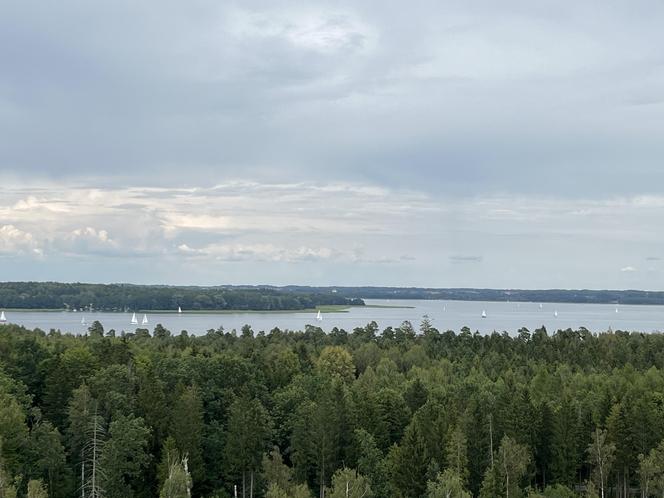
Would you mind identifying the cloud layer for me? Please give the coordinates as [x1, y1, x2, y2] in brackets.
[1, 1, 664, 196]
[1, 1, 663, 287]
[0, 181, 661, 288]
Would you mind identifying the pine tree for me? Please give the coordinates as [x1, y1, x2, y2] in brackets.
[446, 426, 469, 484]
[170, 386, 205, 485]
[101, 414, 151, 498]
[224, 395, 272, 498]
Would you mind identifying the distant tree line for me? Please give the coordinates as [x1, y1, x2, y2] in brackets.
[4, 319, 664, 497]
[0, 282, 363, 311]
[277, 286, 664, 305]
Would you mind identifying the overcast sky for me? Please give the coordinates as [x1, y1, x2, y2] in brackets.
[1, 0, 663, 288]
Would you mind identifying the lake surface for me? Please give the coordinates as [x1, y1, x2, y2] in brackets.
[2, 299, 664, 336]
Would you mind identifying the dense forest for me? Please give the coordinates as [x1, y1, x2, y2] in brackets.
[5, 282, 664, 312]
[0, 282, 363, 311]
[3, 320, 664, 497]
[278, 286, 664, 305]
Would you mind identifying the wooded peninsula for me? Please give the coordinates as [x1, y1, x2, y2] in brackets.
[1, 319, 664, 497]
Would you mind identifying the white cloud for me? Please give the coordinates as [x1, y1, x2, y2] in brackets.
[1, 181, 664, 287]
[177, 242, 339, 263]
[0, 224, 41, 255]
[54, 227, 121, 257]
[227, 8, 375, 54]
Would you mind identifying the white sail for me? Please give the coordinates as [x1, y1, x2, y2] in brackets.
[539, 303, 543, 309]
[481, 310, 487, 318]
[554, 310, 558, 317]
[142, 314, 148, 325]
[316, 310, 323, 321]
[178, 306, 182, 314]
[615, 307, 619, 313]
[131, 312, 138, 324]
[0, 311, 6, 322]
[81, 316, 86, 325]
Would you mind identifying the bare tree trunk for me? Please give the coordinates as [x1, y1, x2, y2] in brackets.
[242, 471, 246, 498]
[92, 416, 98, 498]
[81, 459, 86, 498]
[250, 471, 253, 498]
[489, 414, 494, 469]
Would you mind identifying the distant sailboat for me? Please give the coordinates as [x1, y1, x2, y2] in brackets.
[131, 312, 138, 325]
[316, 310, 323, 322]
[554, 310, 558, 317]
[177, 306, 182, 314]
[539, 303, 543, 310]
[142, 314, 148, 325]
[81, 316, 86, 325]
[615, 307, 619, 313]
[481, 310, 487, 318]
[0, 311, 6, 323]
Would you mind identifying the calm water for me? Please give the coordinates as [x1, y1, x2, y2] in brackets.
[2, 299, 664, 336]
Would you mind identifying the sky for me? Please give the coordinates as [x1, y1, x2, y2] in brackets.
[1, 0, 663, 288]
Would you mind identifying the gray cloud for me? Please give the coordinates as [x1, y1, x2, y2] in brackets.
[1, 1, 664, 198]
[450, 255, 483, 264]
[1, 1, 663, 287]
[0, 182, 662, 288]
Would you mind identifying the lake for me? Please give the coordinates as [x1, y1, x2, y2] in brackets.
[2, 299, 664, 336]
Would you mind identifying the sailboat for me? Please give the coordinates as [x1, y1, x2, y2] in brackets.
[554, 310, 558, 318]
[81, 316, 86, 325]
[131, 312, 138, 325]
[539, 303, 543, 310]
[481, 310, 487, 318]
[316, 310, 323, 322]
[615, 307, 619, 313]
[142, 314, 148, 325]
[177, 306, 182, 314]
[0, 311, 6, 323]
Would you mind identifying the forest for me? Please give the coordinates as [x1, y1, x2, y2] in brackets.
[2, 319, 664, 498]
[0, 282, 363, 311]
[279, 286, 664, 305]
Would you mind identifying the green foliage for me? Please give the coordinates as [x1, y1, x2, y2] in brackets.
[0, 282, 362, 311]
[170, 385, 205, 484]
[426, 469, 471, 498]
[326, 468, 372, 498]
[223, 394, 272, 494]
[316, 346, 355, 383]
[160, 457, 193, 498]
[586, 428, 615, 497]
[26, 479, 48, 498]
[446, 426, 469, 483]
[5, 320, 664, 497]
[101, 414, 151, 498]
[498, 436, 532, 498]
